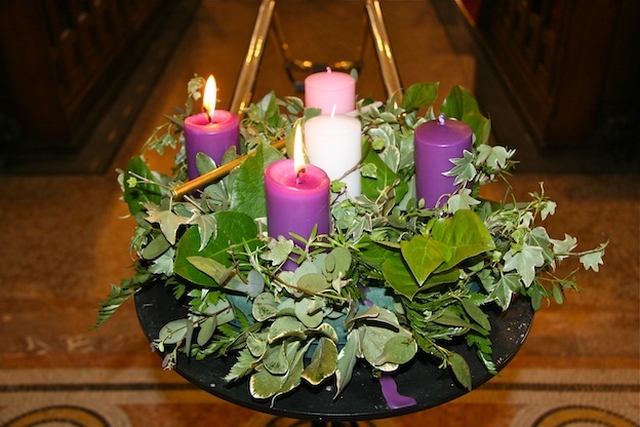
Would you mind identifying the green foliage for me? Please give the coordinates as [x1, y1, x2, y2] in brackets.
[95, 75, 607, 400]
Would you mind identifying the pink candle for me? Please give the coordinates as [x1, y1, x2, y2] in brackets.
[304, 69, 356, 114]
[264, 125, 331, 270]
[184, 75, 240, 179]
[414, 115, 472, 208]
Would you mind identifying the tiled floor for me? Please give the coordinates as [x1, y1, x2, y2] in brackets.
[0, 1, 638, 426]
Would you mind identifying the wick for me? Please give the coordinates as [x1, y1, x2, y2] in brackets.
[330, 104, 337, 118]
[202, 106, 212, 123]
[296, 168, 306, 185]
[326, 66, 332, 73]
[437, 113, 446, 126]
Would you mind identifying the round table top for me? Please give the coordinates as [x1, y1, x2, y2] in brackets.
[135, 281, 533, 422]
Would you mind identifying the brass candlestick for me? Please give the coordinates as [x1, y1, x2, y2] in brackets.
[171, 139, 287, 199]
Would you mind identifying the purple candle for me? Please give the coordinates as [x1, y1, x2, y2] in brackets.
[264, 126, 331, 270]
[184, 75, 240, 179]
[414, 115, 472, 208]
[304, 68, 356, 114]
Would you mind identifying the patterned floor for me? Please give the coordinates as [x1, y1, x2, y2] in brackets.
[0, 1, 638, 426]
[1, 368, 638, 426]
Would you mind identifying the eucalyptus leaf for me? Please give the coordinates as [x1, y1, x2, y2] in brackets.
[197, 316, 217, 346]
[296, 273, 331, 294]
[334, 331, 359, 399]
[252, 292, 279, 321]
[142, 234, 171, 260]
[159, 318, 189, 345]
[196, 152, 217, 175]
[359, 324, 401, 372]
[263, 343, 289, 375]
[374, 334, 417, 366]
[249, 367, 288, 400]
[268, 316, 307, 343]
[247, 333, 268, 358]
[301, 337, 338, 385]
[294, 298, 324, 328]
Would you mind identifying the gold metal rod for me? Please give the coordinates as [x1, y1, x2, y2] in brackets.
[171, 139, 286, 199]
[365, 0, 403, 104]
[229, 0, 276, 117]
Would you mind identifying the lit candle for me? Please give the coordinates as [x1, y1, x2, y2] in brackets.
[304, 68, 356, 114]
[184, 75, 240, 179]
[304, 112, 362, 198]
[414, 114, 473, 208]
[264, 124, 331, 270]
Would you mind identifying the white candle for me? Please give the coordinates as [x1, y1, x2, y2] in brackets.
[304, 114, 362, 199]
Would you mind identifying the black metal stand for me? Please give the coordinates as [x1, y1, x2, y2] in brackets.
[135, 281, 533, 424]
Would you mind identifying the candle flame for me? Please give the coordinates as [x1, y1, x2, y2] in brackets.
[293, 122, 306, 176]
[202, 75, 217, 119]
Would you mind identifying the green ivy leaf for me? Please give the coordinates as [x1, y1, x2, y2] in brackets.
[400, 235, 451, 285]
[187, 212, 217, 251]
[431, 210, 495, 272]
[440, 85, 491, 147]
[174, 211, 259, 286]
[446, 188, 481, 213]
[122, 156, 163, 215]
[401, 82, 439, 110]
[360, 149, 408, 201]
[489, 273, 520, 310]
[503, 244, 545, 287]
[446, 150, 476, 184]
[144, 204, 189, 245]
[230, 142, 284, 219]
[580, 251, 605, 272]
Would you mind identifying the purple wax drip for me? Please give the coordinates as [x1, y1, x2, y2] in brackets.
[360, 286, 416, 409]
[379, 374, 417, 409]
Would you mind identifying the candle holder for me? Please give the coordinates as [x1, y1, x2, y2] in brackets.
[94, 77, 607, 422]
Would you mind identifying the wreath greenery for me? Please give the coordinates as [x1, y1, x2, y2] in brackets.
[94, 74, 606, 404]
